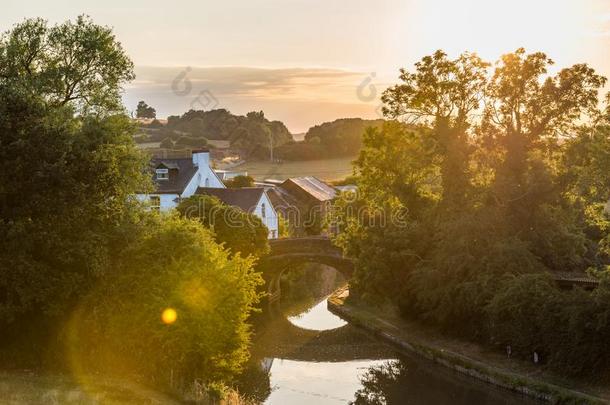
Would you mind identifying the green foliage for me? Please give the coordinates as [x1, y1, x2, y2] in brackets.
[70, 216, 263, 385]
[166, 109, 292, 157]
[175, 134, 208, 148]
[275, 118, 385, 160]
[334, 48, 610, 375]
[0, 16, 134, 114]
[486, 275, 610, 376]
[0, 17, 266, 397]
[224, 175, 255, 188]
[0, 87, 149, 323]
[177, 195, 270, 258]
[135, 100, 156, 118]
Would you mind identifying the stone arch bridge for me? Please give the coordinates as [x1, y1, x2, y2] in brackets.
[258, 236, 354, 302]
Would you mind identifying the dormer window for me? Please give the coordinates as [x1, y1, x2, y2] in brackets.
[156, 168, 169, 180]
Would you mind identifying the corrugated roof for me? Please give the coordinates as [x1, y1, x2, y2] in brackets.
[282, 177, 336, 202]
[195, 187, 265, 213]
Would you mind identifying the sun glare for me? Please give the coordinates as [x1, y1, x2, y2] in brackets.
[161, 308, 177, 324]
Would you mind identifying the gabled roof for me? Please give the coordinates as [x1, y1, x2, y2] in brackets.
[281, 177, 337, 202]
[195, 187, 266, 213]
[156, 162, 179, 170]
[150, 157, 197, 194]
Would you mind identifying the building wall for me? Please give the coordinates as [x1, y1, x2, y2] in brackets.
[254, 192, 279, 239]
[135, 193, 179, 212]
[181, 163, 225, 199]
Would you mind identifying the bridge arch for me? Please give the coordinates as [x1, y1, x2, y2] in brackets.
[258, 237, 354, 303]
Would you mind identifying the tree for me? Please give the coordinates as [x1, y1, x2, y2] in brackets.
[178, 195, 269, 258]
[68, 216, 263, 387]
[483, 49, 606, 213]
[225, 175, 255, 188]
[0, 16, 134, 114]
[335, 48, 610, 349]
[136, 100, 156, 118]
[382, 50, 489, 209]
[0, 15, 147, 365]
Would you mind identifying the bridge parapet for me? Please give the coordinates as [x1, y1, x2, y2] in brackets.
[269, 236, 343, 258]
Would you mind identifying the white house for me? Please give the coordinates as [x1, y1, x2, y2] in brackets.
[136, 149, 224, 211]
[195, 187, 279, 239]
[136, 149, 278, 239]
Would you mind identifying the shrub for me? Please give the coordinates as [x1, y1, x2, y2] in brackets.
[68, 216, 264, 386]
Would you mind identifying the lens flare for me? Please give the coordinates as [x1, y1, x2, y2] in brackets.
[161, 308, 177, 324]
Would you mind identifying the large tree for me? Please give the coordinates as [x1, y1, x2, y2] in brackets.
[0, 16, 145, 329]
[382, 50, 488, 209]
[0, 15, 134, 114]
[136, 100, 156, 118]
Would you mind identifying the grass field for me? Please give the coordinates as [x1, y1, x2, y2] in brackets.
[237, 156, 355, 181]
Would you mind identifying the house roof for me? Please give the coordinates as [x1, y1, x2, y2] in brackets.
[266, 187, 299, 215]
[281, 177, 337, 202]
[150, 157, 197, 194]
[195, 187, 265, 213]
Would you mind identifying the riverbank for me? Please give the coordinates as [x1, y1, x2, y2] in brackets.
[0, 370, 252, 404]
[328, 287, 609, 404]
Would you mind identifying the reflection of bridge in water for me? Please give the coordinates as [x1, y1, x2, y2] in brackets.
[252, 304, 395, 363]
[254, 237, 391, 362]
[259, 237, 354, 303]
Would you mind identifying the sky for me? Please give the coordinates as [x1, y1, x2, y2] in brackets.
[3, 0, 610, 133]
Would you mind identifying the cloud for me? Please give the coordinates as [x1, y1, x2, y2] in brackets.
[123, 66, 387, 133]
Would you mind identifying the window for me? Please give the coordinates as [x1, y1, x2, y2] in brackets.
[270, 229, 276, 239]
[261, 202, 266, 219]
[150, 196, 161, 211]
[205, 177, 210, 187]
[156, 168, 169, 180]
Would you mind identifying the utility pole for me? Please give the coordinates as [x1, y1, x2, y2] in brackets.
[268, 132, 274, 162]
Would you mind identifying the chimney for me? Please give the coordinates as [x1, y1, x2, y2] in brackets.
[192, 149, 210, 167]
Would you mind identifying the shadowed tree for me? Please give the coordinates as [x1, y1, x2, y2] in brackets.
[382, 50, 489, 210]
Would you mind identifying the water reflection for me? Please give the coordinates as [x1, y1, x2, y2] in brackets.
[238, 265, 535, 405]
[287, 297, 347, 331]
[265, 359, 388, 405]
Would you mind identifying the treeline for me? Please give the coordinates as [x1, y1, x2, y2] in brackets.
[135, 109, 386, 161]
[274, 118, 385, 160]
[0, 17, 267, 401]
[331, 49, 610, 377]
[138, 108, 293, 158]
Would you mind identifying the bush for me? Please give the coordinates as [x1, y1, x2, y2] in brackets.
[68, 216, 264, 386]
[175, 135, 208, 148]
[178, 195, 270, 258]
[225, 175, 255, 188]
[485, 274, 610, 376]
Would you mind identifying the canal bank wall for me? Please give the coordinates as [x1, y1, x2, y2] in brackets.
[327, 287, 607, 404]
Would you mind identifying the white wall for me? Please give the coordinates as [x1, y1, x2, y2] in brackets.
[254, 191, 279, 239]
[135, 193, 179, 212]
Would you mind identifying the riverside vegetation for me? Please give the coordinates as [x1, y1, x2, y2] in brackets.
[330, 49, 610, 378]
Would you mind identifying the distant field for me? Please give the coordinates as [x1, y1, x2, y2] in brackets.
[237, 157, 355, 181]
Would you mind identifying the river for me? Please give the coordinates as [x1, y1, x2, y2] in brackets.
[237, 265, 538, 405]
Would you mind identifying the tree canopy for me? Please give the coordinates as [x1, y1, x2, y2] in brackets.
[136, 100, 156, 118]
[0, 15, 134, 114]
[331, 48, 610, 375]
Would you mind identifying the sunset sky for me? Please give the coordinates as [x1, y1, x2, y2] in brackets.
[3, 0, 610, 133]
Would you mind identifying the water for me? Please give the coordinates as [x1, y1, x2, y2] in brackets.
[239, 266, 537, 404]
